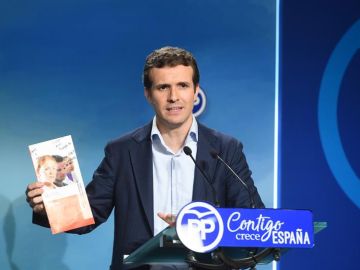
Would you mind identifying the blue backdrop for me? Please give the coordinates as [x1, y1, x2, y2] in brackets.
[0, 1, 276, 269]
[280, 0, 360, 269]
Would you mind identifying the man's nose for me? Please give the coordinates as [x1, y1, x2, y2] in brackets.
[168, 88, 179, 102]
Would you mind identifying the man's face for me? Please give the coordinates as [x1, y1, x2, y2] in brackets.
[145, 65, 199, 132]
[56, 161, 66, 181]
[56, 157, 74, 181]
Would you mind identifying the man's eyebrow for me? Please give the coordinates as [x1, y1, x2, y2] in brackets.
[154, 83, 170, 88]
[176, 81, 191, 85]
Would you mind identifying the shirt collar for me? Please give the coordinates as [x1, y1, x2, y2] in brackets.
[151, 115, 198, 154]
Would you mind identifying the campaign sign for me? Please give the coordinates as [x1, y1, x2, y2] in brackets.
[176, 202, 314, 253]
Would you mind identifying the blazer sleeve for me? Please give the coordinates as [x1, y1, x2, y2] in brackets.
[84, 143, 116, 228]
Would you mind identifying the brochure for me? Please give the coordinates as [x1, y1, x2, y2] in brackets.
[29, 135, 94, 234]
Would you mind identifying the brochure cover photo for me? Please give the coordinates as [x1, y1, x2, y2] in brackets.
[29, 135, 94, 234]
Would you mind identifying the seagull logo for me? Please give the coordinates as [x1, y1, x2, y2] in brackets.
[176, 201, 224, 253]
[185, 209, 214, 218]
[193, 87, 207, 117]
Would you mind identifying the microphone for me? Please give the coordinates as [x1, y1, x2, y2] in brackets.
[210, 150, 255, 208]
[183, 146, 219, 207]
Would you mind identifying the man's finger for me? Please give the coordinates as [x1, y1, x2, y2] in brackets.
[31, 195, 44, 205]
[27, 187, 44, 200]
[157, 212, 176, 226]
[26, 182, 44, 193]
[33, 203, 46, 214]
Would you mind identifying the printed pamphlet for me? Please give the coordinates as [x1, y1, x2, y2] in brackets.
[29, 135, 94, 234]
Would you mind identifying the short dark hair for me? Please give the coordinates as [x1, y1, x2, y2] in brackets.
[52, 155, 64, 163]
[143, 46, 200, 89]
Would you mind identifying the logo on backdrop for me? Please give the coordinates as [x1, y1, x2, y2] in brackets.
[176, 201, 224, 253]
[193, 87, 207, 117]
[318, 18, 360, 209]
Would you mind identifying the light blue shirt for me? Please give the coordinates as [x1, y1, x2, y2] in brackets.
[151, 115, 198, 235]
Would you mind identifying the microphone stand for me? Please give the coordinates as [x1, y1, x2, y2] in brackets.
[183, 146, 220, 207]
[182, 147, 277, 269]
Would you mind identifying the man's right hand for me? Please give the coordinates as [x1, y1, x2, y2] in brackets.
[26, 182, 47, 215]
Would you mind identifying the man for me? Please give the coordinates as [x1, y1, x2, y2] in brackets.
[26, 46, 264, 269]
[52, 155, 68, 187]
[53, 155, 75, 187]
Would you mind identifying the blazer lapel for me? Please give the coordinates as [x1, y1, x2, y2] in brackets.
[129, 124, 154, 235]
[192, 124, 220, 204]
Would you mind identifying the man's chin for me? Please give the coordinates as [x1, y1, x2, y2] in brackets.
[156, 114, 193, 131]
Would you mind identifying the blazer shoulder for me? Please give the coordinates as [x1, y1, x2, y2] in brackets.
[198, 123, 243, 149]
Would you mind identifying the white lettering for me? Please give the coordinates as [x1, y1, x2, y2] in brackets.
[304, 232, 310, 245]
[227, 212, 241, 232]
[227, 212, 285, 242]
[296, 229, 303, 244]
[272, 230, 311, 245]
[227, 211, 311, 247]
[273, 231, 279, 244]
[188, 219, 215, 240]
[235, 233, 260, 241]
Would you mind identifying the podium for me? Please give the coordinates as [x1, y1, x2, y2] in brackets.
[124, 222, 327, 269]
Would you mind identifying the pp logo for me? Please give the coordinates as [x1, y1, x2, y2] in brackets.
[318, 19, 360, 209]
[176, 202, 224, 253]
[193, 87, 207, 117]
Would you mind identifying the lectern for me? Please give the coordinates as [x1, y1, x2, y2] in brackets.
[124, 203, 326, 270]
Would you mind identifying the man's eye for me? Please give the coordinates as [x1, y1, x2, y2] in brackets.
[179, 83, 188, 88]
[158, 85, 168, 91]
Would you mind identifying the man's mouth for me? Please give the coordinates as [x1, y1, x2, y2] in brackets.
[166, 106, 183, 112]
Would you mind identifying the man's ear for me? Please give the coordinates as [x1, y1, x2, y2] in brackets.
[194, 84, 200, 101]
[144, 88, 152, 104]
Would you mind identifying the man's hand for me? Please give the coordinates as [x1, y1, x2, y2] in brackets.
[157, 212, 176, 227]
[26, 182, 47, 215]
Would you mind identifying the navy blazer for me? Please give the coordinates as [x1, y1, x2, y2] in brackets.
[34, 122, 264, 270]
